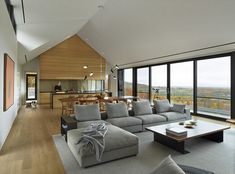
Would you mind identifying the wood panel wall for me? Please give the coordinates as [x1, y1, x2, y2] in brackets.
[39, 35, 106, 80]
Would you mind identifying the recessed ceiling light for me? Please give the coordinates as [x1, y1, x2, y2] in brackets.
[89, 72, 94, 76]
[83, 65, 88, 69]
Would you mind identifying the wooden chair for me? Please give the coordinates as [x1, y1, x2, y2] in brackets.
[59, 96, 79, 116]
[78, 97, 98, 105]
[98, 97, 114, 111]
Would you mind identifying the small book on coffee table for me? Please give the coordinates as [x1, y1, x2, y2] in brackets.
[166, 127, 187, 137]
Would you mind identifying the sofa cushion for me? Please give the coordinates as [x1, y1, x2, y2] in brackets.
[135, 114, 166, 125]
[77, 120, 110, 129]
[153, 99, 171, 113]
[149, 155, 185, 174]
[179, 165, 215, 174]
[68, 124, 138, 157]
[171, 104, 185, 113]
[74, 104, 101, 121]
[132, 100, 152, 115]
[106, 103, 129, 118]
[160, 112, 188, 121]
[106, 117, 142, 128]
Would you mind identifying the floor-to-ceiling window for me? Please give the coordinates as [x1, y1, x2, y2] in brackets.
[170, 61, 194, 109]
[151, 65, 167, 102]
[197, 56, 231, 118]
[118, 53, 233, 119]
[137, 67, 149, 99]
[124, 68, 133, 96]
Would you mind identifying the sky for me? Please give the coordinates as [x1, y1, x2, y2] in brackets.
[124, 56, 231, 88]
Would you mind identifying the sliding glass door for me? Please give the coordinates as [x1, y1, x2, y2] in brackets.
[197, 57, 231, 118]
[170, 61, 193, 110]
[137, 67, 149, 99]
[151, 65, 167, 102]
[124, 68, 133, 96]
[118, 54, 232, 119]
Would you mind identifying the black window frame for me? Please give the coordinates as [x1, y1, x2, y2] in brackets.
[118, 52, 234, 121]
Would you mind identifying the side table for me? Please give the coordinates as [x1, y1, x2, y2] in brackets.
[61, 116, 77, 142]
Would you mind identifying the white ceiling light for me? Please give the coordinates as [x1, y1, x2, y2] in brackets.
[83, 65, 88, 69]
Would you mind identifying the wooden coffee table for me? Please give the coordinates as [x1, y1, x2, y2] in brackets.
[146, 120, 230, 154]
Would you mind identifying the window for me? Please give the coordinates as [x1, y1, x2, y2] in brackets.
[117, 53, 233, 120]
[151, 65, 167, 102]
[87, 80, 104, 91]
[170, 61, 194, 109]
[124, 68, 133, 96]
[197, 57, 231, 118]
[137, 67, 149, 99]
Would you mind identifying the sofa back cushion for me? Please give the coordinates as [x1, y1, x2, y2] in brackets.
[106, 103, 129, 118]
[132, 100, 153, 116]
[153, 99, 171, 113]
[74, 104, 101, 121]
[171, 104, 185, 113]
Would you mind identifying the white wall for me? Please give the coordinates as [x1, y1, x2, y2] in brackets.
[0, 1, 21, 149]
[21, 57, 40, 104]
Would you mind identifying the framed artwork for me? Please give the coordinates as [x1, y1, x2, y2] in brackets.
[4, 53, 14, 111]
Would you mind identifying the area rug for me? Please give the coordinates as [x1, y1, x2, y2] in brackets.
[53, 129, 235, 174]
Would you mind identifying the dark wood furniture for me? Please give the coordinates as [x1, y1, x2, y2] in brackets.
[146, 120, 230, 154]
[61, 116, 77, 141]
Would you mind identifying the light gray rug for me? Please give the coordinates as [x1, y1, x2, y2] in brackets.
[53, 129, 235, 174]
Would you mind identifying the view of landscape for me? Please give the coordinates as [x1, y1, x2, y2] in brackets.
[124, 82, 230, 118]
[123, 56, 231, 118]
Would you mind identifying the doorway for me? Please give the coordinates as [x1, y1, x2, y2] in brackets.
[26, 73, 37, 101]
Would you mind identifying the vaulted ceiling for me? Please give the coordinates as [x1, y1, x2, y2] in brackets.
[13, 0, 235, 67]
[12, 0, 106, 63]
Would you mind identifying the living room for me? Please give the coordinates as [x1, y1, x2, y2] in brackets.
[0, 0, 235, 174]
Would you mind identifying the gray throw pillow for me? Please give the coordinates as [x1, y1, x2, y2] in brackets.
[74, 104, 101, 121]
[106, 103, 129, 118]
[171, 104, 185, 113]
[132, 100, 152, 116]
[153, 99, 171, 113]
[149, 155, 186, 174]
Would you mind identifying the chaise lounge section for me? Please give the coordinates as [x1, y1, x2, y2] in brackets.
[68, 103, 139, 167]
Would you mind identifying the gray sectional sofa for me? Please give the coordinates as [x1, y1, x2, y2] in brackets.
[100, 99, 191, 132]
[67, 124, 139, 168]
[66, 99, 191, 167]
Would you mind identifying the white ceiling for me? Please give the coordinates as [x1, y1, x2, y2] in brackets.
[12, 0, 235, 66]
[78, 0, 235, 68]
[12, 0, 106, 63]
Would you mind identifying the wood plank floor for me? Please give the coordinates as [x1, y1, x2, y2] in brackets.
[0, 106, 65, 174]
[0, 106, 233, 174]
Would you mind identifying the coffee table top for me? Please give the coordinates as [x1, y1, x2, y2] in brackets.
[146, 120, 230, 142]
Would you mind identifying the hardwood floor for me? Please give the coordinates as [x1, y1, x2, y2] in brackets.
[0, 106, 233, 174]
[0, 106, 65, 174]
